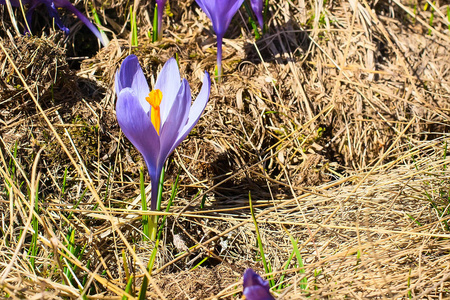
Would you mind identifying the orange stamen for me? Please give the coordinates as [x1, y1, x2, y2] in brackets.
[145, 89, 163, 135]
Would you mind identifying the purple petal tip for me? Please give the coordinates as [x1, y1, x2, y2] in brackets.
[243, 269, 275, 300]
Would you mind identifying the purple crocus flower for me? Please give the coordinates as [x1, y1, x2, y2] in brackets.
[115, 55, 211, 210]
[155, 0, 167, 40]
[195, 0, 244, 79]
[243, 269, 275, 300]
[250, 0, 263, 28]
[0, 0, 106, 46]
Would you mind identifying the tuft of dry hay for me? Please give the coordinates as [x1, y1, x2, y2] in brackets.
[1, 0, 450, 299]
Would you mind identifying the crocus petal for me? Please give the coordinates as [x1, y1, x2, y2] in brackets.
[159, 79, 191, 162]
[195, 0, 244, 38]
[155, 0, 167, 22]
[1, 0, 106, 46]
[194, 0, 212, 21]
[250, 0, 264, 28]
[116, 88, 160, 174]
[114, 70, 122, 96]
[155, 0, 167, 8]
[153, 0, 167, 40]
[243, 269, 274, 300]
[43, 1, 69, 34]
[154, 58, 182, 124]
[0, 0, 29, 6]
[169, 71, 210, 155]
[116, 55, 151, 113]
[54, 0, 107, 46]
[25, 1, 39, 32]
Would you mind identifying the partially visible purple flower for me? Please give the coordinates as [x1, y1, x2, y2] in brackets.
[243, 269, 275, 300]
[115, 55, 211, 210]
[195, 0, 244, 79]
[0, 0, 106, 46]
[250, 0, 263, 29]
[155, 0, 167, 40]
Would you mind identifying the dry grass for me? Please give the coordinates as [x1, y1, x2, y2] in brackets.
[1, 0, 450, 299]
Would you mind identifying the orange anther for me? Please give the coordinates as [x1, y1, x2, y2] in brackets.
[145, 89, 163, 135]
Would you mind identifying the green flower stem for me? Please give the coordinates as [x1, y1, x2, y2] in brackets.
[149, 167, 165, 240]
[138, 175, 178, 299]
[140, 168, 149, 241]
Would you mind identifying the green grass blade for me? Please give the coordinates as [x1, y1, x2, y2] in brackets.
[156, 166, 165, 212]
[175, 53, 180, 67]
[277, 249, 296, 290]
[313, 269, 322, 290]
[249, 192, 274, 287]
[287, 233, 307, 291]
[427, 1, 435, 35]
[122, 275, 134, 300]
[122, 250, 130, 283]
[67, 187, 88, 220]
[130, 5, 138, 46]
[73, 243, 86, 274]
[137, 239, 157, 300]
[447, 7, 450, 30]
[443, 141, 447, 171]
[406, 213, 422, 226]
[28, 181, 39, 270]
[200, 193, 207, 209]
[81, 259, 91, 287]
[263, 0, 269, 33]
[90, 2, 109, 45]
[91, 5, 102, 29]
[424, 190, 450, 231]
[152, 4, 158, 42]
[61, 167, 68, 196]
[64, 228, 77, 282]
[9, 141, 18, 181]
[243, 0, 261, 39]
[190, 257, 209, 271]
